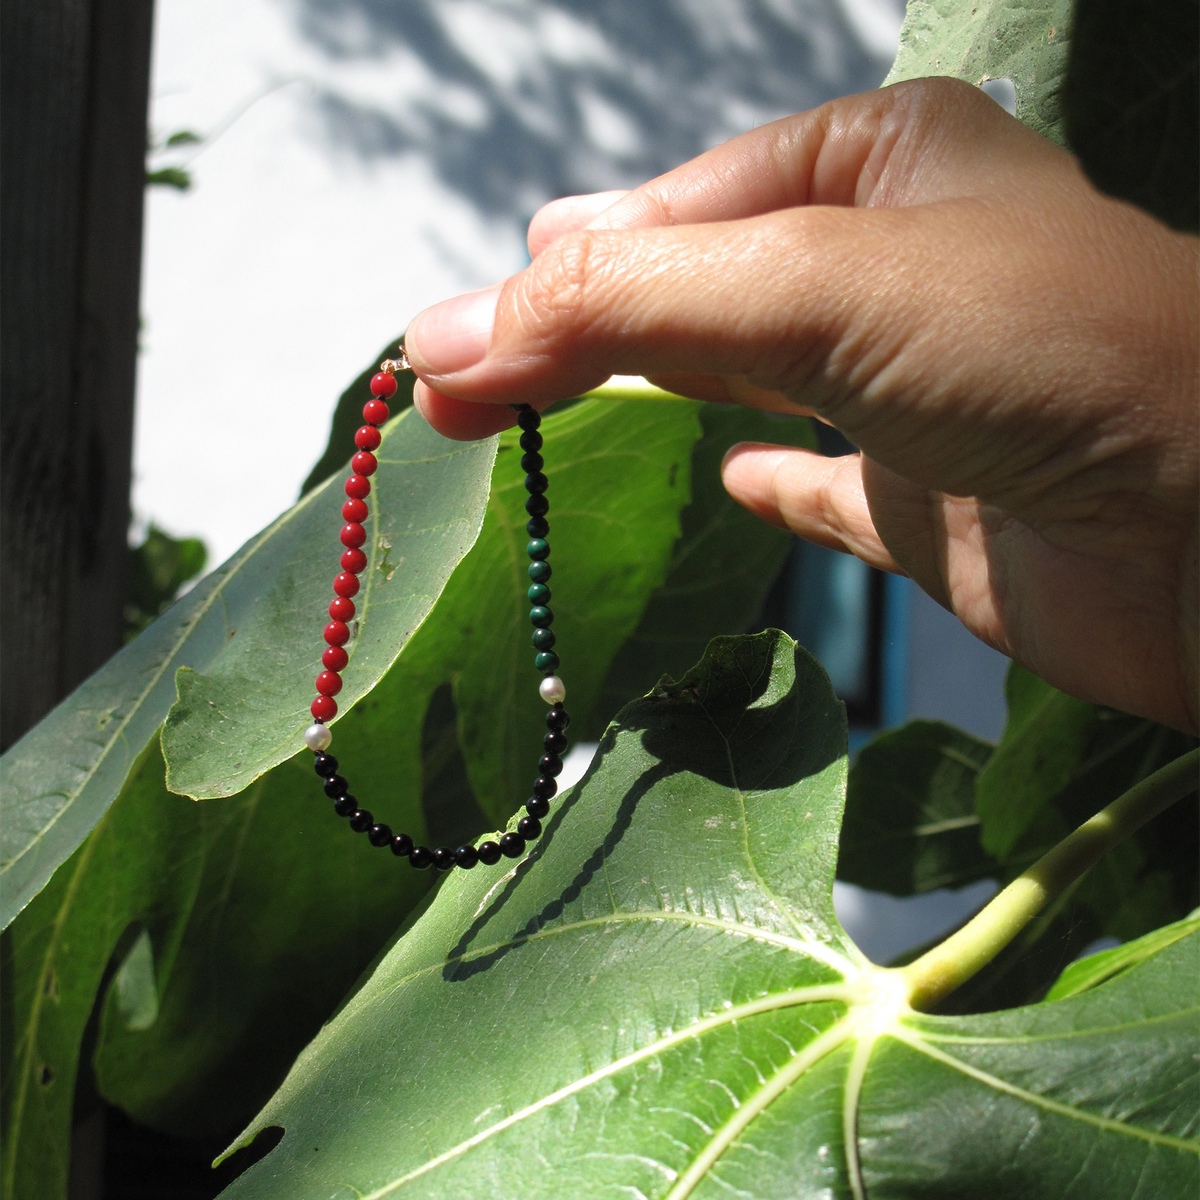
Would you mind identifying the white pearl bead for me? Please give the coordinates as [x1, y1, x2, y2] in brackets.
[304, 723, 332, 751]
[539, 675, 566, 705]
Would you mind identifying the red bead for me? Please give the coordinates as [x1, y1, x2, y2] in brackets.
[340, 523, 366, 548]
[324, 620, 350, 646]
[352, 451, 378, 477]
[311, 694, 337, 721]
[329, 596, 355, 622]
[315, 670, 343, 696]
[342, 497, 368, 523]
[363, 399, 389, 425]
[322, 645, 348, 671]
[341, 548, 367, 574]
[370, 372, 398, 398]
[345, 474, 371, 499]
[333, 571, 359, 598]
[355, 425, 381, 451]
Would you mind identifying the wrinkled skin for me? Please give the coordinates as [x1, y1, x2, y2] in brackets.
[404, 79, 1200, 734]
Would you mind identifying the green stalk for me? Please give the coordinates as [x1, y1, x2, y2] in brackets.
[902, 747, 1199, 1011]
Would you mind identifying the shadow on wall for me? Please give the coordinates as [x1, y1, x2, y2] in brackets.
[288, 0, 901, 223]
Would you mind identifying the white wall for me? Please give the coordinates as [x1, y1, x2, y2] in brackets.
[134, 0, 903, 567]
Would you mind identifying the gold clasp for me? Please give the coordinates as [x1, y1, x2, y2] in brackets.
[380, 340, 411, 374]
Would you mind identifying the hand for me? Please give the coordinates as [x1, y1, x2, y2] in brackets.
[403, 78, 1200, 733]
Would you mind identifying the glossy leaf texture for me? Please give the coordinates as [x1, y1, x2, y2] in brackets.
[220, 632, 1199, 1199]
[0, 410, 496, 930]
[162, 411, 496, 800]
[0, 735, 430, 1200]
[885, 0, 1072, 142]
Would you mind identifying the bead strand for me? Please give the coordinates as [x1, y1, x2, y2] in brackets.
[301, 368, 568, 872]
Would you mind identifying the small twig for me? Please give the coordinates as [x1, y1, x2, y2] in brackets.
[902, 747, 1199, 1011]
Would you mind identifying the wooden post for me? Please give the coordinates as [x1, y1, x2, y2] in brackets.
[0, 0, 155, 751]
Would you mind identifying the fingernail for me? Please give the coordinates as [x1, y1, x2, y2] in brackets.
[406, 284, 500, 375]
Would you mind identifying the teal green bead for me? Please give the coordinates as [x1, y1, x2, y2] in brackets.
[532, 627, 556, 651]
[528, 560, 552, 584]
[528, 582, 551, 605]
[526, 538, 550, 561]
[535, 651, 560, 672]
[530, 606, 553, 628]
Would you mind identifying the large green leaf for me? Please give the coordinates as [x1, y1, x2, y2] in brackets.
[0, 733, 431, 1200]
[885, 0, 1073, 143]
[162, 411, 496, 800]
[0, 411, 495, 930]
[218, 632, 1198, 1199]
[839, 719, 994, 895]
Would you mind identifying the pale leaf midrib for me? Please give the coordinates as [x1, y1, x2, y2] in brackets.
[353, 908, 855, 1020]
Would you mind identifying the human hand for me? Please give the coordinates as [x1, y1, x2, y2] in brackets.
[403, 78, 1199, 733]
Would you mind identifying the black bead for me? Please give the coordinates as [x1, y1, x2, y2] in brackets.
[516, 407, 541, 431]
[391, 832, 414, 857]
[349, 809, 374, 832]
[323, 774, 349, 798]
[525, 795, 550, 819]
[519, 429, 543, 453]
[454, 844, 479, 869]
[525, 514, 549, 538]
[499, 832, 526, 858]
[538, 752, 563, 777]
[409, 845, 433, 869]
[544, 730, 568, 754]
[477, 840, 502, 865]
[531, 627, 556, 651]
[524, 471, 548, 494]
[517, 815, 542, 840]
[546, 704, 571, 732]
[526, 538, 550, 560]
[313, 752, 339, 778]
[432, 847, 456, 871]
[368, 823, 393, 847]
[520, 451, 543, 473]
[525, 493, 549, 517]
[530, 605, 553, 628]
[333, 793, 358, 817]
[532, 775, 557, 801]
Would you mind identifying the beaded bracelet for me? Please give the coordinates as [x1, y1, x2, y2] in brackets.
[300, 349, 568, 872]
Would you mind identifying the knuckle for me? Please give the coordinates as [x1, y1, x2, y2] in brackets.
[507, 230, 610, 349]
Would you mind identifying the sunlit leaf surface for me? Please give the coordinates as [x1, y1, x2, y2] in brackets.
[222, 633, 1198, 1199]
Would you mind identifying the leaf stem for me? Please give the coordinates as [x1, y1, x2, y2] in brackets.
[902, 747, 1199, 1011]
